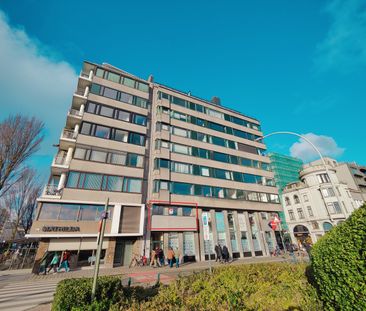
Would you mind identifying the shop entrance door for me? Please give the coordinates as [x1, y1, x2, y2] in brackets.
[114, 239, 134, 266]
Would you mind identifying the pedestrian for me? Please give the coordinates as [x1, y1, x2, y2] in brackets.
[304, 242, 312, 258]
[167, 247, 175, 268]
[175, 247, 181, 268]
[47, 252, 60, 273]
[158, 247, 165, 266]
[57, 250, 71, 272]
[150, 249, 156, 267]
[222, 245, 229, 263]
[215, 244, 222, 262]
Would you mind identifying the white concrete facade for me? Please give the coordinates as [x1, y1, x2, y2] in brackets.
[282, 158, 362, 244]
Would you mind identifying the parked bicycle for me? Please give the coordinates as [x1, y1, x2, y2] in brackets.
[129, 253, 146, 268]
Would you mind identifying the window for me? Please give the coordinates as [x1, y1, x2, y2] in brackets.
[134, 97, 148, 108]
[171, 182, 192, 195]
[74, 148, 86, 159]
[81, 122, 92, 135]
[333, 202, 342, 214]
[133, 114, 147, 126]
[86, 102, 97, 113]
[127, 154, 143, 167]
[288, 210, 295, 220]
[232, 172, 243, 182]
[207, 108, 224, 119]
[201, 167, 210, 177]
[173, 162, 190, 174]
[120, 92, 133, 104]
[322, 188, 335, 197]
[90, 83, 101, 95]
[80, 205, 99, 221]
[196, 132, 207, 142]
[118, 110, 130, 122]
[172, 144, 189, 155]
[327, 202, 335, 214]
[213, 187, 225, 198]
[285, 197, 291, 206]
[96, 68, 104, 78]
[84, 173, 102, 190]
[294, 195, 300, 204]
[307, 206, 314, 217]
[123, 77, 135, 88]
[297, 208, 305, 219]
[123, 178, 142, 193]
[114, 129, 128, 143]
[90, 150, 107, 162]
[67, 172, 80, 188]
[172, 127, 188, 137]
[95, 125, 110, 139]
[106, 176, 123, 191]
[214, 169, 231, 180]
[182, 207, 193, 216]
[211, 136, 226, 147]
[103, 87, 118, 100]
[213, 152, 229, 163]
[137, 83, 149, 92]
[110, 153, 127, 165]
[260, 212, 268, 220]
[172, 96, 186, 107]
[303, 194, 309, 202]
[107, 72, 120, 83]
[208, 122, 225, 132]
[198, 149, 209, 159]
[311, 221, 319, 230]
[129, 133, 145, 146]
[160, 181, 169, 190]
[317, 173, 330, 183]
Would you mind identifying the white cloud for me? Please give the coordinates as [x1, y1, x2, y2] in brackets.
[315, 0, 366, 72]
[290, 133, 345, 162]
[0, 10, 78, 166]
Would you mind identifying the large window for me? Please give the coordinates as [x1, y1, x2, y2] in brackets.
[317, 173, 330, 184]
[80, 122, 146, 146]
[171, 182, 192, 195]
[74, 147, 143, 168]
[66, 171, 142, 193]
[39, 203, 110, 221]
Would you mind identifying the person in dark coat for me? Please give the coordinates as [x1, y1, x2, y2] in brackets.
[222, 245, 229, 263]
[214, 244, 222, 262]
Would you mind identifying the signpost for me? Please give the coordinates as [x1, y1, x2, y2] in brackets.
[202, 212, 212, 274]
[91, 198, 109, 301]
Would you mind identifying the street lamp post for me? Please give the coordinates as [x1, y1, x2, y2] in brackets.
[256, 131, 344, 223]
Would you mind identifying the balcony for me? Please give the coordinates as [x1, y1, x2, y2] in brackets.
[41, 184, 62, 198]
[60, 129, 77, 150]
[67, 108, 83, 128]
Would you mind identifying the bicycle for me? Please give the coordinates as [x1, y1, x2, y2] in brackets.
[129, 253, 144, 268]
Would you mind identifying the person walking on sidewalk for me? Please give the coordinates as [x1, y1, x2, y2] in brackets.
[167, 247, 175, 268]
[222, 245, 229, 263]
[215, 244, 222, 263]
[175, 247, 181, 268]
[47, 252, 60, 273]
[57, 250, 71, 272]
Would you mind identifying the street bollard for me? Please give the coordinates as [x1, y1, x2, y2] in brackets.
[128, 277, 131, 287]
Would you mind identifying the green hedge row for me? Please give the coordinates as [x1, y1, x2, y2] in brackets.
[128, 263, 322, 311]
[311, 204, 366, 310]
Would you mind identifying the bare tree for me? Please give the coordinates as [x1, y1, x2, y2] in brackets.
[2, 168, 42, 243]
[0, 207, 10, 232]
[0, 115, 44, 198]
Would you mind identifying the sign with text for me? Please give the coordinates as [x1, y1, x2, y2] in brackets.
[202, 212, 210, 241]
[42, 226, 80, 232]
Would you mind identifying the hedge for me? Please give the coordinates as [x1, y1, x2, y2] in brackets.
[311, 204, 366, 310]
[127, 263, 322, 311]
[52, 276, 122, 311]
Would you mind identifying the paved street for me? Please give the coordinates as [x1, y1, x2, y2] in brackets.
[0, 256, 294, 310]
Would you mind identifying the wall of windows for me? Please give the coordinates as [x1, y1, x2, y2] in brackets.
[95, 67, 149, 93]
[86, 102, 147, 126]
[154, 158, 275, 186]
[155, 139, 270, 171]
[80, 122, 145, 146]
[153, 180, 279, 203]
[158, 92, 261, 131]
[66, 171, 143, 193]
[159, 107, 261, 142]
[90, 83, 148, 108]
[74, 147, 143, 168]
[38, 202, 113, 221]
[156, 122, 265, 155]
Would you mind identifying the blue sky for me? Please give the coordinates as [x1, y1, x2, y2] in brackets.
[0, 0, 365, 181]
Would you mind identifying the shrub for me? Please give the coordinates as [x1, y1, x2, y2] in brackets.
[52, 276, 122, 311]
[311, 204, 366, 310]
[126, 263, 322, 311]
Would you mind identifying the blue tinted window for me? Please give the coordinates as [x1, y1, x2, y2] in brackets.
[211, 136, 226, 147]
[213, 152, 229, 163]
[172, 182, 192, 195]
[133, 114, 147, 126]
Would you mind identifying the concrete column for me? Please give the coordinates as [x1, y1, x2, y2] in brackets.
[80, 104, 85, 116]
[65, 147, 74, 166]
[194, 231, 201, 262]
[32, 239, 49, 274]
[197, 209, 206, 261]
[58, 172, 67, 190]
[222, 210, 233, 255]
[163, 232, 169, 263]
[233, 211, 244, 258]
[83, 86, 89, 97]
[89, 69, 93, 80]
[255, 212, 268, 256]
[74, 124, 80, 138]
[244, 211, 256, 257]
[105, 238, 116, 268]
[178, 232, 184, 263]
[210, 209, 218, 245]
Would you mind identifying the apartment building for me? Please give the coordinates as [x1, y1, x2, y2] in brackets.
[336, 162, 366, 202]
[282, 158, 360, 244]
[28, 61, 281, 269]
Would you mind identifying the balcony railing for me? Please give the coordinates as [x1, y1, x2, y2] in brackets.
[53, 155, 66, 166]
[43, 184, 61, 196]
[68, 108, 82, 117]
[61, 129, 76, 140]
